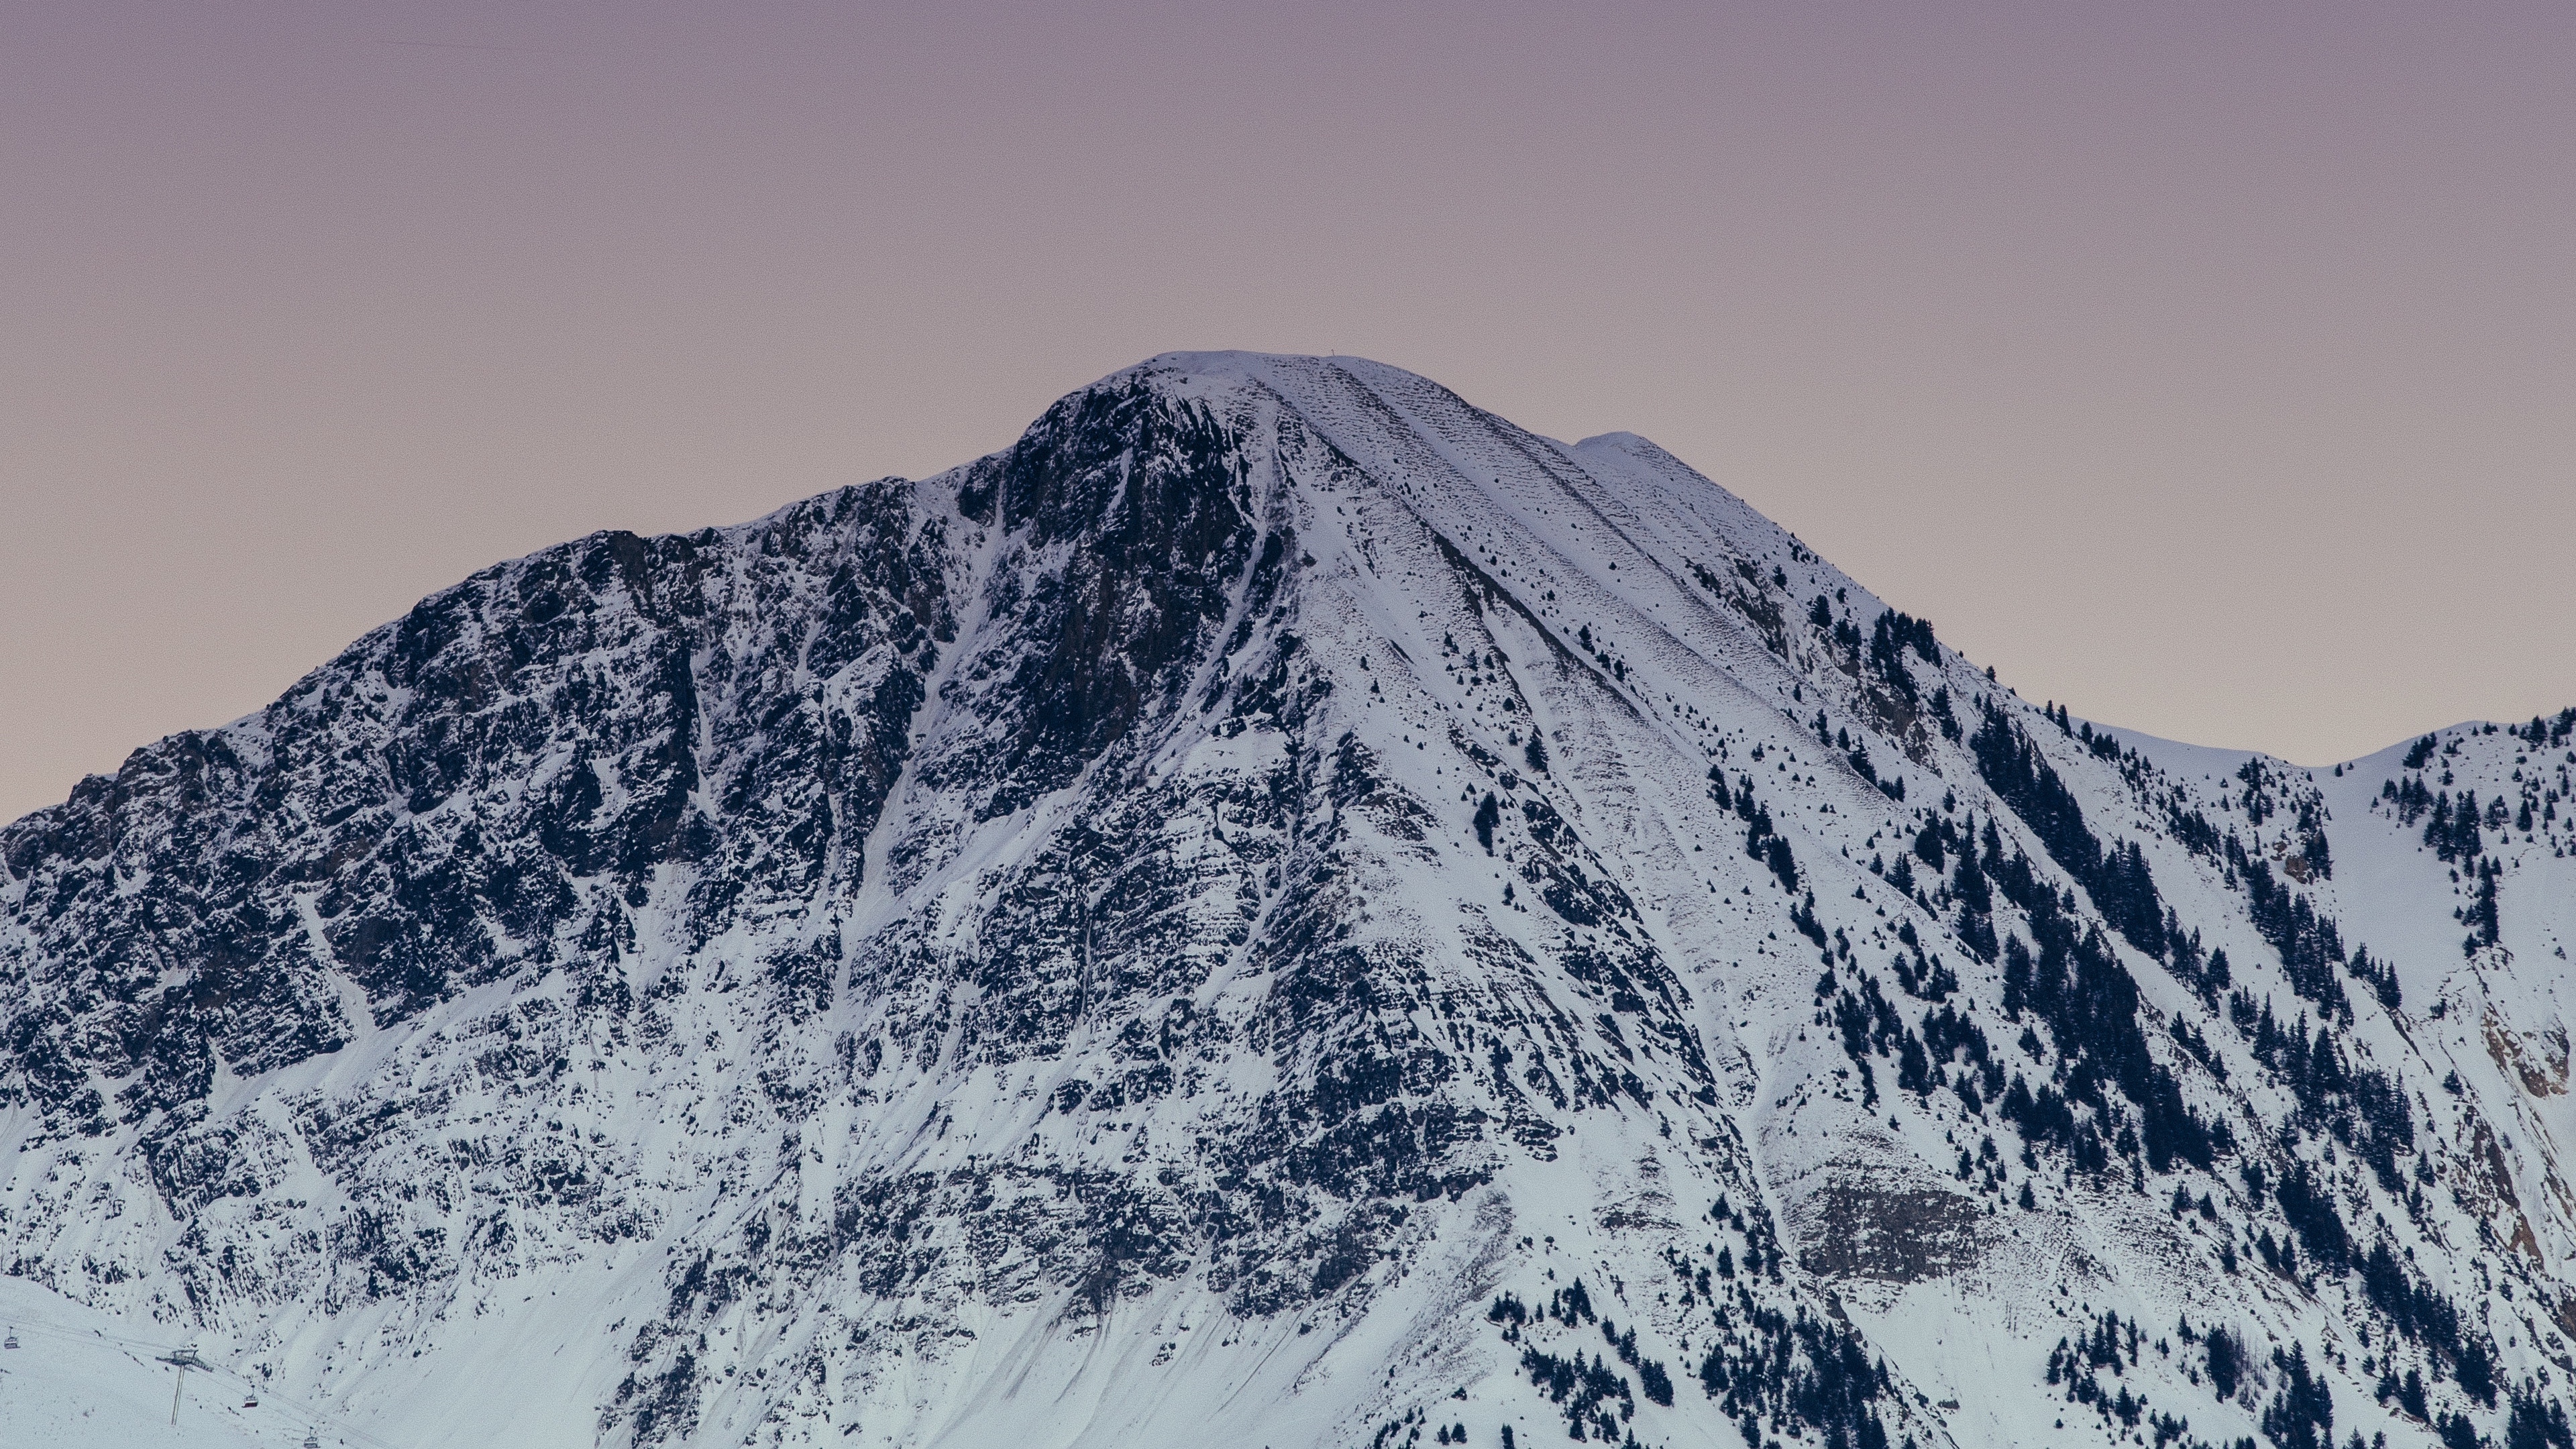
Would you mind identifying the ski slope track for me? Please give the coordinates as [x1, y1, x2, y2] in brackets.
[3, 353, 2572, 1449]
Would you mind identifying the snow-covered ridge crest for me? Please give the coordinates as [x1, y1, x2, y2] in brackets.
[1, 354, 2572, 1449]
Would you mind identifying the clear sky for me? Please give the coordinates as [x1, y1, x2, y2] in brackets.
[5, 2, 2571, 823]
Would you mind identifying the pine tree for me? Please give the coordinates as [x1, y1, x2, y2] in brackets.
[1766, 836, 1801, 893]
[2204, 1328, 2241, 1401]
[2472, 860, 2500, 946]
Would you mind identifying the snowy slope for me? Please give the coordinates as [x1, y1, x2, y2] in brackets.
[1, 352, 2571, 1449]
[0, 1274, 362, 1447]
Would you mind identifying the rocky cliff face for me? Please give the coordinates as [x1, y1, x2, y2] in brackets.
[3, 354, 2573, 1449]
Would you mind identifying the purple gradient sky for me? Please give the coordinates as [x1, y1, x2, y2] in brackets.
[5, 3, 2572, 822]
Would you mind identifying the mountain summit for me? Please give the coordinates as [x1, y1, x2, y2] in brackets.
[3, 354, 2572, 1449]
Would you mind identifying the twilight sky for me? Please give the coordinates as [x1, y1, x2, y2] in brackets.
[4, 2, 2571, 823]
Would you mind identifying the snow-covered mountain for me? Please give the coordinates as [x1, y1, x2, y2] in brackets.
[3, 353, 2571, 1449]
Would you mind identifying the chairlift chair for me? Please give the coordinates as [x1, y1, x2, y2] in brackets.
[3, 1328, 16, 1349]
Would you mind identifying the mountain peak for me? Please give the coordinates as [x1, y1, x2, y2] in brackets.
[2, 357, 2570, 1449]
